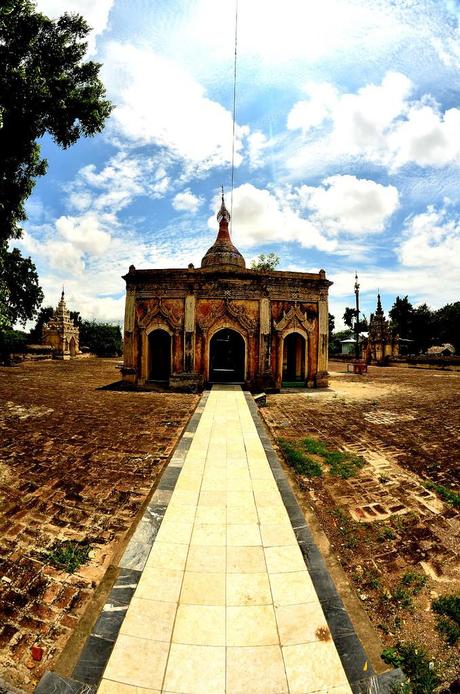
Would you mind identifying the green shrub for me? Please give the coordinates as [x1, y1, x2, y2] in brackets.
[432, 593, 460, 645]
[400, 571, 427, 595]
[377, 525, 396, 541]
[0, 329, 28, 355]
[381, 643, 440, 694]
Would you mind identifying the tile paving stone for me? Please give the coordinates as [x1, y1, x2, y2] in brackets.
[98, 386, 353, 693]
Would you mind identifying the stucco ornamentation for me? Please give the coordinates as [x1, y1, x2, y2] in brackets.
[198, 300, 257, 335]
[274, 304, 315, 334]
[138, 299, 182, 333]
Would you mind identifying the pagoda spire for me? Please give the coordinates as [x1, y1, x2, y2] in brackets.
[200, 187, 246, 270]
[376, 291, 383, 315]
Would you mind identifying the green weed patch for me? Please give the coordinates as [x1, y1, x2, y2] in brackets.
[278, 436, 365, 479]
[424, 481, 460, 509]
[43, 540, 91, 574]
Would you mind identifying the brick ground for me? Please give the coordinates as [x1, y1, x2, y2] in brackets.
[260, 363, 460, 685]
[0, 358, 198, 690]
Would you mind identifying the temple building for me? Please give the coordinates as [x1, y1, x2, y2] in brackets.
[42, 290, 80, 359]
[121, 194, 332, 391]
[362, 294, 399, 364]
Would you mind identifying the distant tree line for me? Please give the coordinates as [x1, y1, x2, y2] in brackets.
[329, 296, 460, 355]
[1, 307, 122, 358]
[388, 297, 460, 354]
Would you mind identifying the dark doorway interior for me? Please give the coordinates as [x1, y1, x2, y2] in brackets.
[210, 328, 245, 383]
[149, 329, 171, 381]
[283, 332, 306, 384]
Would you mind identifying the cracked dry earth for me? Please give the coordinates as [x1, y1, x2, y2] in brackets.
[0, 358, 198, 691]
[261, 363, 460, 686]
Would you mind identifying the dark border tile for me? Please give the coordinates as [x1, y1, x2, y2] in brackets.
[35, 672, 96, 693]
[72, 635, 114, 685]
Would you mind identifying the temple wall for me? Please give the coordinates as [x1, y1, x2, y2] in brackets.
[122, 269, 331, 390]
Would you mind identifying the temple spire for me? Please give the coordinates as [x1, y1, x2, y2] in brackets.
[200, 187, 245, 270]
[376, 291, 383, 315]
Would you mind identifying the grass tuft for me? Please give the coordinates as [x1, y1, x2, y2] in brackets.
[424, 481, 460, 509]
[43, 540, 91, 574]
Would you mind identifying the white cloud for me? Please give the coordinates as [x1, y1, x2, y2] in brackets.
[35, 0, 114, 54]
[287, 82, 339, 134]
[207, 183, 335, 252]
[172, 190, 203, 214]
[55, 213, 113, 255]
[102, 42, 249, 172]
[287, 71, 460, 171]
[298, 175, 399, 235]
[206, 177, 398, 253]
[399, 204, 460, 272]
[247, 132, 270, 169]
[388, 105, 460, 169]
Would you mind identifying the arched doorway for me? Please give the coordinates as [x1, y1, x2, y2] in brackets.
[283, 332, 306, 384]
[148, 329, 171, 381]
[209, 328, 245, 383]
[69, 337, 76, 357]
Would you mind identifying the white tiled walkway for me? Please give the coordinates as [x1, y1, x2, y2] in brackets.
[98, 386, 352, 694]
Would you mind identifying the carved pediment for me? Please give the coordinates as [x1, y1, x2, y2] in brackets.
[198, 300, 257, 335]
[274, 304, 315, 333]
[138, 299, 182, 333]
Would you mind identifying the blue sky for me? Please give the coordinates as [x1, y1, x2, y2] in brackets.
[16, 0, 460, 328]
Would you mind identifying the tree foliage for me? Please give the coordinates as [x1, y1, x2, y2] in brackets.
[250, 253, 280, 271]
[0, 0, 113, 242]
[389, 296, 414, 339]
[28, 304, 53, 342]
[79, 321, 122, 357]
[0, 245, 43, 328]
[0, 0, 113, 332]
[388, 297, 460, 353]
[343, 306, 368, 333]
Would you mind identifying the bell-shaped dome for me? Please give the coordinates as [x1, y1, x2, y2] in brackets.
[201, 191, 246, 270]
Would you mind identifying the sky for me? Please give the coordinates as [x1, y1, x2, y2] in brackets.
[15, 0, 460, 329]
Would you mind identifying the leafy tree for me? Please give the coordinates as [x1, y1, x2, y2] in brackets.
[28, 304, 53, 342]
[433, 302, 460, 353]
[411, 303, 434, 353]
[80, 320, 122, 357]
[389, 296, 414, 338]
[250, 253, 280, 271]
[70, 311, 82, 329]
[0, 246, 43, 328]
[328, 313, 335, 338]
[343, 307, 356, 329]
[0, 0, 113, 242]
[0, 1, 113, 330]
[343, 307, 368, 332]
